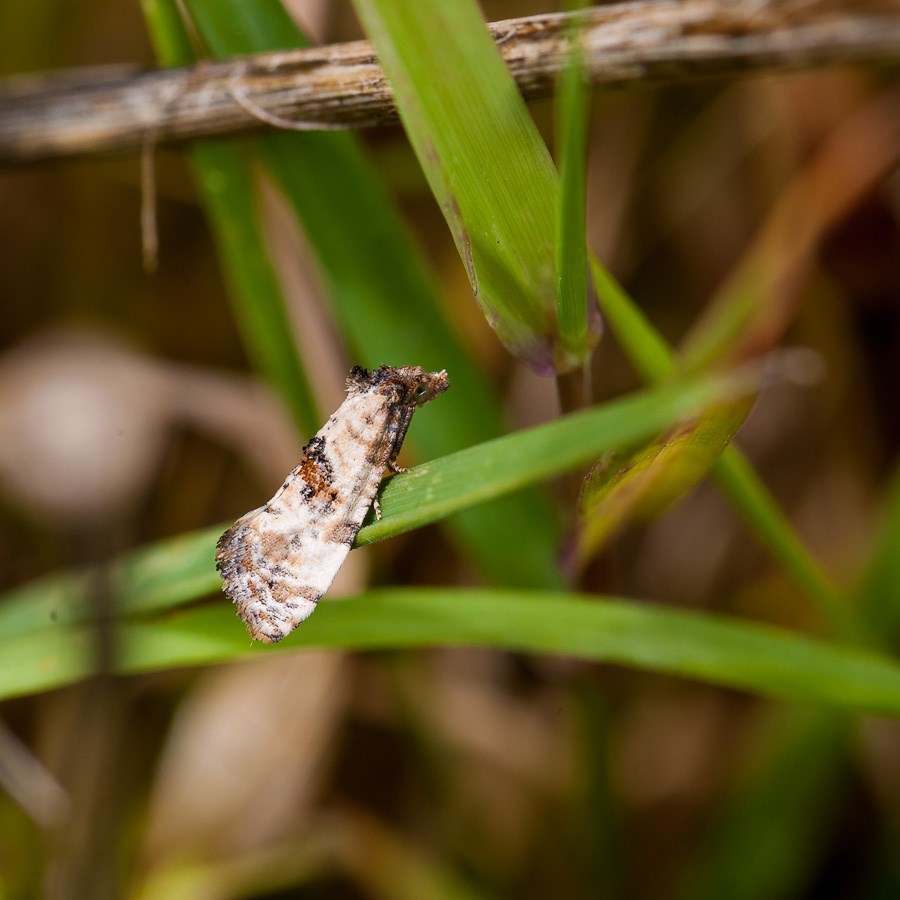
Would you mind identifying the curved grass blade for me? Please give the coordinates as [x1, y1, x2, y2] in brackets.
[358, 366, 759, 545]
[0, 525, 222, 643]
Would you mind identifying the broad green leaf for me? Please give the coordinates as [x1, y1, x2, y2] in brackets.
[576, 399, 753, 566]
[353, 0, 565, 373]
[2, 590, 900, 713]
[146, 0, 564, 590]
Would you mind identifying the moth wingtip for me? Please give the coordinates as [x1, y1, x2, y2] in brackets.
[240, 603, 298, 644]
[246, 624, 286, 644]
[215, 519, 319, 644]
[214, 525, 243, 590]
[214, 504, 265, 576]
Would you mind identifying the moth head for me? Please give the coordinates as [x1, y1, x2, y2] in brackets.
[349, 365, 450, 404]
[411, 368, 449, 406]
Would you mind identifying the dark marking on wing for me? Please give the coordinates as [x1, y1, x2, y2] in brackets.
[297, 434, 339, 505]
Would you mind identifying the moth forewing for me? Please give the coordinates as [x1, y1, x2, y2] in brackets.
[216, 365, 449, 643]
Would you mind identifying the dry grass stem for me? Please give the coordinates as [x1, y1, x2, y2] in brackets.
[1, 0, 900, 164]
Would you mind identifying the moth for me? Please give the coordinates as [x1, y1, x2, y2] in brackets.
[216, 365, 449, 643]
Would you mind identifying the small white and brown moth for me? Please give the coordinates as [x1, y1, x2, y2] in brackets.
[216, 365, 449, 643]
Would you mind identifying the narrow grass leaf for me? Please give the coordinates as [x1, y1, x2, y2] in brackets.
[353, 0, 564, 372]
[3, 592, 900, 714]
[358, 366, 760, 544]
[555, 3, 599, 369]
[589, 256, 675, 382]
[0, 525, 222, 642]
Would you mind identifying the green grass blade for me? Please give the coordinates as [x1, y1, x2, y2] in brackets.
[556, 2, 599, 368]
[0, 526, 222, 642]
[159, 0, 565, 590]
[191, 141, 321, 433]
[107, 592, 900, 712]
[141, 0, 194, 61]
[353, 0, 563, 372]
[589, 257, 675, 382]
[186, 0, 310, 54]
[3, 590, 900, 713]
[143, 0, 320, 436]
[713, 450, 864, 642]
